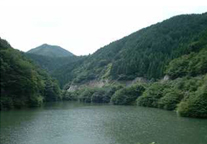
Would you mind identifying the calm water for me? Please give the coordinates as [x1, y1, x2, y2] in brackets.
[0, 102, 207, 144]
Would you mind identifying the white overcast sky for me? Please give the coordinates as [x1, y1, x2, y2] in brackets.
[0, 0, 207, 55]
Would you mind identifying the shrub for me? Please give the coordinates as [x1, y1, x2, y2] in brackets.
[62, 90, 80, 101]
[111, 84, 145, 105]
[78, 88, 96, 103]
[158, 89, 183, 110]
[177, 84, 207, 118]
[28, 94, 44, 107]
[91, 89, 107, 103]
[0, 96, 13, 110]
[137, 82, 169, 107]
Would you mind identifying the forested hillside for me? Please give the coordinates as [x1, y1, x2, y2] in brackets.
[58, 12, 207, 118]
[51, 13, 207, 87]
[0, 38, 61, 110]
[62, 31, 207, 118]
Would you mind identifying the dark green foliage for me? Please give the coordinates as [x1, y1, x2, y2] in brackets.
[44, 79, 61, 102]
[111, 84, 145, 105]
[137, 29, 207, 117]
[91, 89, 108, 103]
[165, 29, 207, 79]
[25, 53, 79, 72]
[25, 53, 86, 88]
[0, 38, 61, 110]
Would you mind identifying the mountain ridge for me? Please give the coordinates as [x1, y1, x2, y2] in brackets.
[27, 43, 74, 57]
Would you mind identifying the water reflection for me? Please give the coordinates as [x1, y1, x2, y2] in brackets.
[0, 101, 207, 144]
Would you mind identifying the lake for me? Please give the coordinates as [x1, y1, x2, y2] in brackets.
[0, 101, 207, 144]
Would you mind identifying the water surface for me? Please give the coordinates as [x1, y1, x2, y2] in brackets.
[0, 102, 207, 144]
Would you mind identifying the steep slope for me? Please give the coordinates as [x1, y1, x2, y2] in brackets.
[25, 53, 85, 74]
[27, 44, 74, 57]
[0, 38, 61, 110]
[55, 12, 207, 87]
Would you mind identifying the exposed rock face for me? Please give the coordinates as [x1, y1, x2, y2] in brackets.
[68, 85, 79, 92]
[125, 77, 148, 86]
[160, 75, 170, 83]
[67, 79, 109, 92]
[163, 75, 170, 81]
[66, 78, 148, 92]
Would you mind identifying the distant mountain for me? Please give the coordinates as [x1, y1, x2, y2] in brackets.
[27, 44, 74, 57]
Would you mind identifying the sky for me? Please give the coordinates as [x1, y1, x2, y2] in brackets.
[0, 0, 207, 55]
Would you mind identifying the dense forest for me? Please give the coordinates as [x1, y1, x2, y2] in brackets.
[0, 38, 61, 110]
[62, 30, 207, 118]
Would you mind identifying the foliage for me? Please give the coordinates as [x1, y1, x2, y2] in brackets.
[137, 83, 169, 107]
[166, 47, 207, 79]
[78, 88, 96, 103]
[111, 84, 145, 105]
[62, 90, 81, 101]
[0, 38, 61, 110]
[177, 75, 207, 118]
[137, 74, 207, 118]
[158, 89, 183, 110]
[62, 84, 124, 103]
[25, 53, 86, 88]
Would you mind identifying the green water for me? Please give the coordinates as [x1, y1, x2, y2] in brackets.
[0, 101, 207, 144]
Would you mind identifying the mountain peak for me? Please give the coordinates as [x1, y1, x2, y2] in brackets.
[27, 44, 74, 57]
